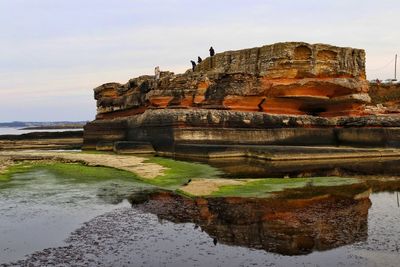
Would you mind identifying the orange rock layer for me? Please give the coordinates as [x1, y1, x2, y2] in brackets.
[93, 42, 370, 119]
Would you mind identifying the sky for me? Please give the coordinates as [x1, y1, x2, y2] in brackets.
[0, 0, 399, 122]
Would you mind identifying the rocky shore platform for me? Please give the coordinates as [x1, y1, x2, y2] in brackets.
[0, 131, 83, 150]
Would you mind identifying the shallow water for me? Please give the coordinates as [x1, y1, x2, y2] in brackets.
[1, 164, 400, 266]
[0, 168, 146, 264]
[204, 157, 400, 178]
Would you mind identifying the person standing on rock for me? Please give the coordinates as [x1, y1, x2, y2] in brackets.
[154, 66, 161, 88]
[154, 66, 161, 81]
[197, 56, 202, 63]
[190, 60, 196, 71]
[209, 46, 215, 57]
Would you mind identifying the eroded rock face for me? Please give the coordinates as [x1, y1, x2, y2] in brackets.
[93, 42, 369, 119]
[84, 42, 400, 150]
[368, 82, 400, 113]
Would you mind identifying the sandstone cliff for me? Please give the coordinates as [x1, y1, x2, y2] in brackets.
[84, 42, 400, 151]
[94, 42, 369, 119]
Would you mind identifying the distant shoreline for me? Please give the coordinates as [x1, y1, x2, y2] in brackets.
[0, 130, 83, 150]
[0, 130, 83, 140]
[20, 125, 84, 130]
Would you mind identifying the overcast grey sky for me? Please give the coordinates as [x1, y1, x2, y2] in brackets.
[0, 0, 399, 121]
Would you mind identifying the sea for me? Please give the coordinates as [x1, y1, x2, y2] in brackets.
[0, 127, 82, 135]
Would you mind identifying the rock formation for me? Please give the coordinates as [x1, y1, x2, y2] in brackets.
[83, 42, 400, 152]
[94, 42, 369, 118]
[368, 82, 400, 113]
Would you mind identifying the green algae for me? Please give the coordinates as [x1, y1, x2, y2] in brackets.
[0, 156, 221, 190]
[34, 162, 141, 183]
[0, 155, 363, 198]
[0, 172, 10, 181]
[144, 157, 221, 188]
[0, 161, 143, 185]
[0, 163, 34, 182]
[210, 177, 360, 198]
[0, 161, 156, 204]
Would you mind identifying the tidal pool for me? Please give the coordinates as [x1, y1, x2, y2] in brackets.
[201, 157, 400, 178]
[1, 161, 400, 266]
[0, 164, 151, 264]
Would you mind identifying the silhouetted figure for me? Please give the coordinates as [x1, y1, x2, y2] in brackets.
[213, 238, 218, 246]
[197, 56, 202, 63]
[209, 46, 215, 57]
[154, 66, 160, 80]
[190, 60, 196, 71]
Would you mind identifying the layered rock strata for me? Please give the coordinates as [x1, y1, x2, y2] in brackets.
[94, 42, 368, 119]
[83, 42, 400, 151]
[84, 109, 400, 151]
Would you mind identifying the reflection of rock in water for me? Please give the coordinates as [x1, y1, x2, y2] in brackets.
[134, 185, 371, 255]
[205, 157, 400, 178]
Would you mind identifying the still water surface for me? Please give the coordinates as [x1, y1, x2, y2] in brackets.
[0, 165, 399, 266]
[0, 127, 82, 135]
